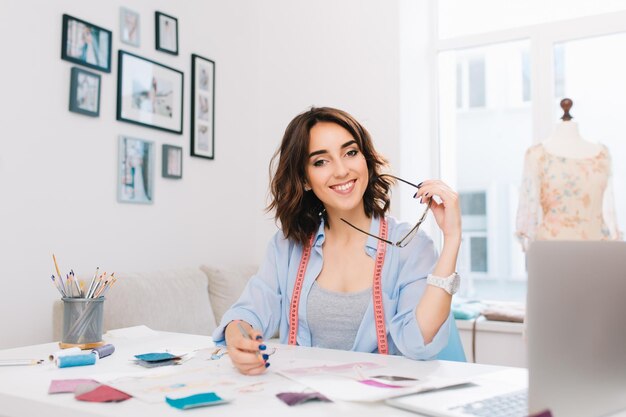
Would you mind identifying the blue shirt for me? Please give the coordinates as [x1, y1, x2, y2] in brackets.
[212, 215, 452, 360]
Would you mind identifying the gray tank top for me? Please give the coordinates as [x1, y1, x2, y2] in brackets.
[307, 281, 371, 350]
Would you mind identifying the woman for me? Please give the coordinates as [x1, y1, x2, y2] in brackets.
[212, 107, 462, 375]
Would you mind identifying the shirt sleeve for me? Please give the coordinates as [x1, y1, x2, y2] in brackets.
[387, 230, 451, 360]
[211, 233, 286, 345]
[516, 146, 542, 252]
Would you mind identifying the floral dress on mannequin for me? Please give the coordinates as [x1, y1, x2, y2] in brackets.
[516, 144, 622, 251]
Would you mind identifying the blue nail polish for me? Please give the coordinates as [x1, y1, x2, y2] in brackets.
[265, 362, 270, 368]
[262, 354, 269, 360]
[413, 192, 418, 198]
[417, 182, 423, 188]
[255, 335, 263, 341]
[259, 344, 267, 351]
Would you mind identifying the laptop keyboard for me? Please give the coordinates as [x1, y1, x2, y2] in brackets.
[449, 389, 528, 417]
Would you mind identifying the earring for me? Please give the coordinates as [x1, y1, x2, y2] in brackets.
[304, 185, 311, 191]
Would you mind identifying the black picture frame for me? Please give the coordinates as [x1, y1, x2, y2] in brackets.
[190, 54, 215, 159]
[116, 50, 184, 134]
[120, 7, 140, 47]
[61, 14, 112, 73]
[162, 145, 183, 179]
[155, 11, 179, 55]
[118, 136, 155, 204]
[69, 67, 101, 117]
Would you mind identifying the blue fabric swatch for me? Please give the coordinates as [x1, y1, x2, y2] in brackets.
[165, 392, 228, 409]
[134, 352, 178, 362]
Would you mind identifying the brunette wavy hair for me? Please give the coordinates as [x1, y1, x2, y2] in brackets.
[267, 107, 393, 246]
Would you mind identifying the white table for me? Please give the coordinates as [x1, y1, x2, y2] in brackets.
[0, 330, 516, 417]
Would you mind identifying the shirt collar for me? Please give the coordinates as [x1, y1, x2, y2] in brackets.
[312, 215, 382, 251]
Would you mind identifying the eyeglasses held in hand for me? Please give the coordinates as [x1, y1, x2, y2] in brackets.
[340, 174, 432, 248]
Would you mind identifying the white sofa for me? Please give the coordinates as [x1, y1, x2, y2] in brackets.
[52, 264, 257, 341]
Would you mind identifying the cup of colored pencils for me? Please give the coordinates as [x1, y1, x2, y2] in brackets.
[50, 254, 118, 349]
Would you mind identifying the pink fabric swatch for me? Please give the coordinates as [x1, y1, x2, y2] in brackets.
[276, 392, 331, 406]
[75, 384, 131, 402]
[48, 379, 98, 394]
[358, 379, 403, 388]
[529, 411, 553, 417]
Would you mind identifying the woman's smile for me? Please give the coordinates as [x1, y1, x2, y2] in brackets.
[330, 179, 356, 194]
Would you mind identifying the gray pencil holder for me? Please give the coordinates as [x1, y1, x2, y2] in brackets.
[60, 297, 105, 349]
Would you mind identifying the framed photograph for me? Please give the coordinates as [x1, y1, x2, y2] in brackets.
[190, 54, 215, 159]
[69, 67, 101, 117]
[118, 136, 154, 204]
[120, 7, 140, 47]
[61, 14, 112, 73]
[162, 145, 183, 179]
[117, 50, 184, 134]
[155, 12, 178, 55]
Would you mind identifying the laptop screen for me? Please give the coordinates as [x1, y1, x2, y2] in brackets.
[526, 241, 626, 417]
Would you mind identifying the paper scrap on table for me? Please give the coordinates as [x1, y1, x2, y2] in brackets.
[280, 361, 382, 376]
[279, 361, 470, 402]
[165, 392, 230, 409]
[75, 383, 132, 402]
[276, 391, 331, 406]
[48, 379, 99, 394]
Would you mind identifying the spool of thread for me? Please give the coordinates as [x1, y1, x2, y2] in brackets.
[56, 353, 96, 368]
[49, 347, 82, 362]
[91, 344, 115, 359]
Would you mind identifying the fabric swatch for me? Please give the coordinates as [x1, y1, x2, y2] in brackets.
[134, 352, 179, 362]
[165, 392, 229, 409]
[48, 379, 98, 394]
[75, 384, 131, 403]
[529, 411, 553, 417]
[134, 358, 180, 368]
[276, 392, 331, 406]
[358, 379, 404, 388]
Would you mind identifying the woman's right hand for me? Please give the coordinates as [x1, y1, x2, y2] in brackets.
[224, 321, 269, 375]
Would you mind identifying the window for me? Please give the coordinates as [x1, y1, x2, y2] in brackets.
[439, 41, 531, 301]
[455, 56, 486, 109]
[434, 5, 626, 302]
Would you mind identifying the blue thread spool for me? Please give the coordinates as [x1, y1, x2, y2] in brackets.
[56, 353, 96, 368]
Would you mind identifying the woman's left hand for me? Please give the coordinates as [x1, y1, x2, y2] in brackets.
[414, 180, 461, 242]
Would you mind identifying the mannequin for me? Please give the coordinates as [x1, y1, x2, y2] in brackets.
[542, 120, 603, 159]
[542, 98, 602, 158]
[515, 98, 621, 251]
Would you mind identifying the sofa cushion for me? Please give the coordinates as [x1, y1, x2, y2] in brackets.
[199, 264, 257, 325]
[103, 268, 217, 335]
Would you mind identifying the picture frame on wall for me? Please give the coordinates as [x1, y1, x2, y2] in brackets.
[155, 11, 178, 55]
[69, 67, 101, 117]
[61, 14, 112, 73]
[162, 144, 183, 179]
[120, 7, 140, 47]
[190, 54, 215, 159]
[118, 136, 154, 204]
[116, 50, 184, 134]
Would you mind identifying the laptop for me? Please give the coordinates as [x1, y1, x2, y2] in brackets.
[387, 241, 626, 417]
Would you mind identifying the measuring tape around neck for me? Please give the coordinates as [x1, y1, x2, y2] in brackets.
[288, 218, 389, 354]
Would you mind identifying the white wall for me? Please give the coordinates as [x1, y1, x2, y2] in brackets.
[254, 0, 402, 244]
[0, 0, 263, 348]
[0, 0, 408, 348]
